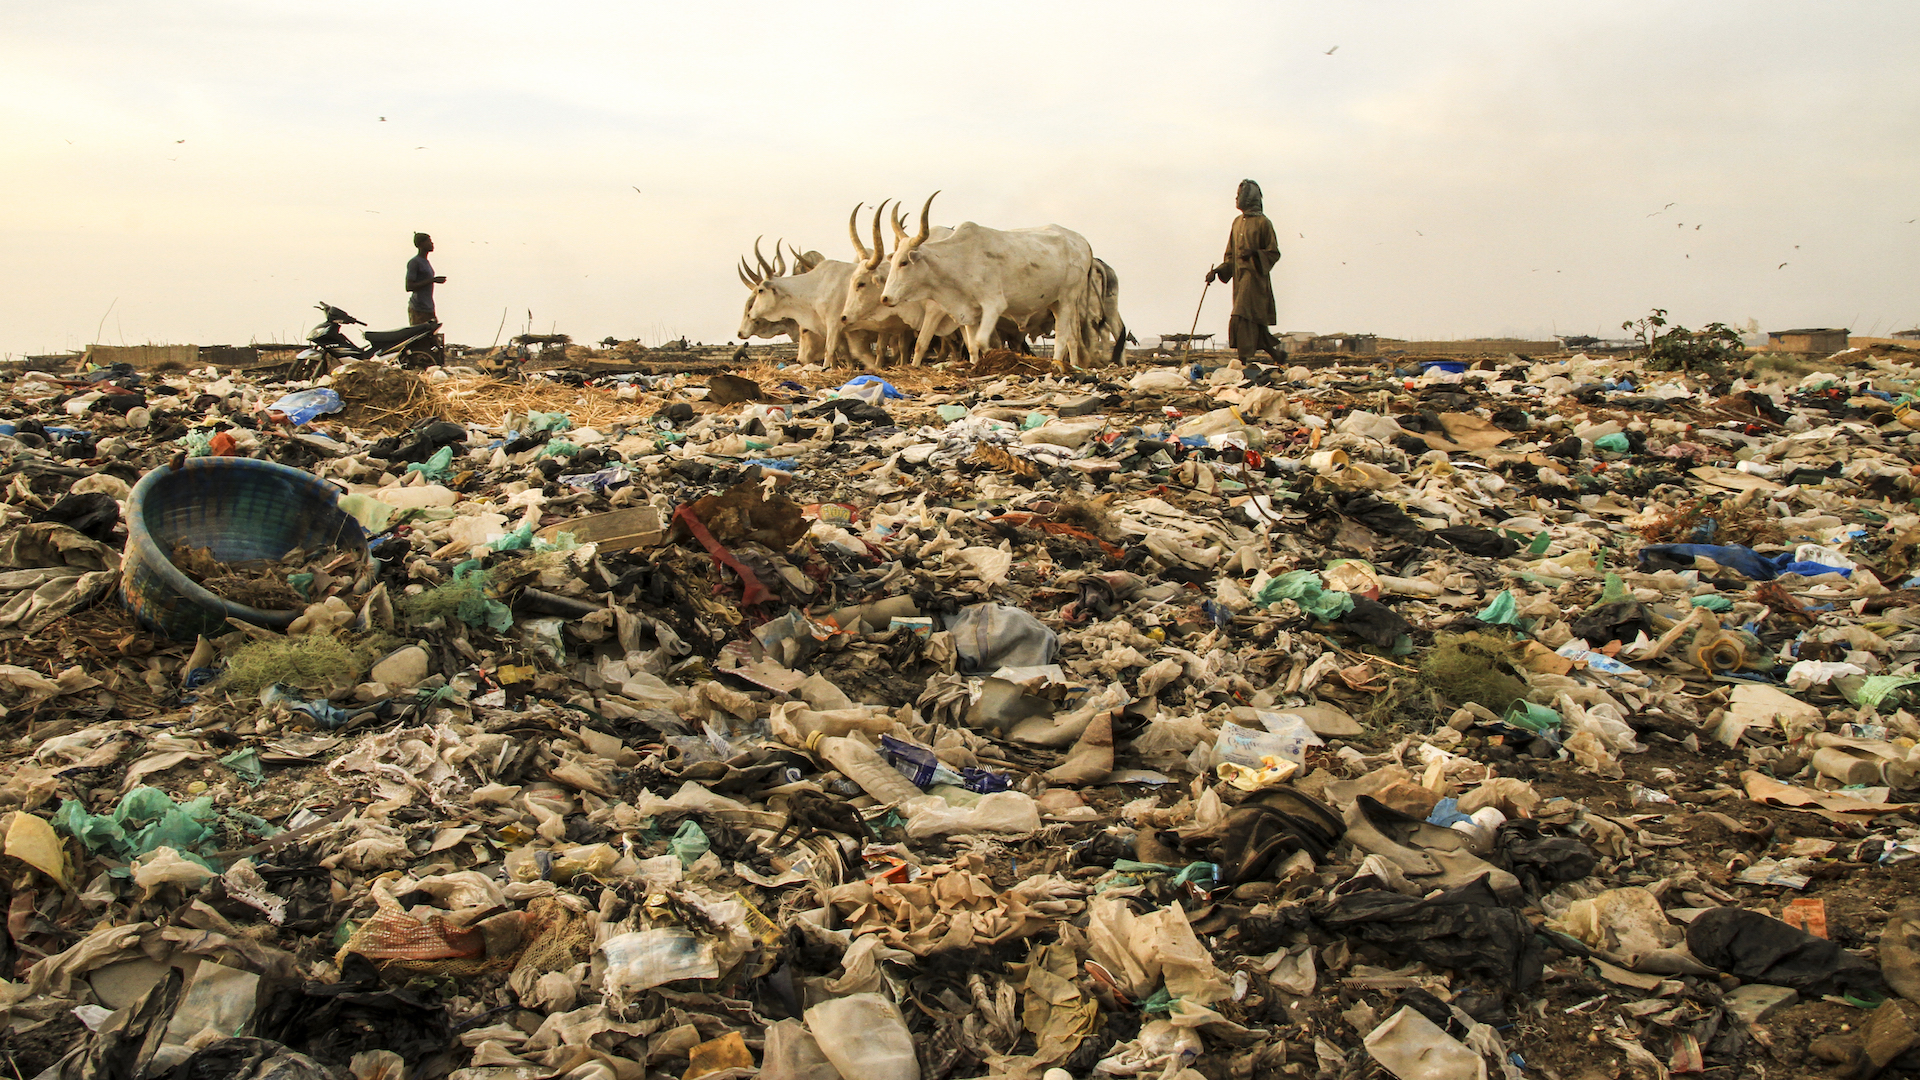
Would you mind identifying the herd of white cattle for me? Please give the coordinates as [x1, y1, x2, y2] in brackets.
[735, 193, 1127, 370]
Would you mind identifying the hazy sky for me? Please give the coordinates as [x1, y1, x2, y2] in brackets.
[3, 2, 1916, 358]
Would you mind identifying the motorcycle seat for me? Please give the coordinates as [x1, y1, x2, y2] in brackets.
[365, 322, 439, 348]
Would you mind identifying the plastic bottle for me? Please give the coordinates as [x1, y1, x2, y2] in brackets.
[812, 735, 926, 805]
[880, 736, 966, 789]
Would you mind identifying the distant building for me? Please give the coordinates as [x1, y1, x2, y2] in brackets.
[1306, 333, 1378, 355]
[1894, 329, 1920, 341]
[1766, 328, 1849, 353]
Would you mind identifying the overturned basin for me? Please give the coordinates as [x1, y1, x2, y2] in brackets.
[122, 457, 368, 639]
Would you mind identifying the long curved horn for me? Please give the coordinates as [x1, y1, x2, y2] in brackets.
[738, 260, 756, 289]
[848, 203, 869, 262]
[740, 255, 763, 285]
[907, 191, 939, 253]
[772, 239, 786, 277]
[869, 201, 888, 268]
[788, 243, 812, 272]
[753, 236, 774, 279]
[889, 200, 909, 247]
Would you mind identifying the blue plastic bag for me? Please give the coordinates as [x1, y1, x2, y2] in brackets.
[837, 375, 906, 400]
[1640, 543, 1851, 581]
[267, 388, 344, 426]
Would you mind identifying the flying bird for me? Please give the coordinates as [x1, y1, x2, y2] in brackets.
[379, 116, 387, 121]
[1646, 202, 1676, 217]
[1325, 45, 1339, 54]
[1415, 230, 1424, 236]
[175, 139, 185, 144]
[632, 186, 642, 194]
[1778, 262, 1789, 269]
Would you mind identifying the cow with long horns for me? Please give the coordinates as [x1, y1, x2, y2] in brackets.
[879, 193, 1124, 369]
[835, 200, 964, 367]
[736, 237, 879, 367]
[735, 237, 808, 355]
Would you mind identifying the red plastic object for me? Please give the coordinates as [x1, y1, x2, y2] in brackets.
[672, 504, 775, 606]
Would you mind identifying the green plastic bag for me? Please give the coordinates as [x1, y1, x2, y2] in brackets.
[1477, 590, 1522, 627]
[1845, 675, 1920, 711]
[53, 786, 220, 868]
[1593, 432, 1631, 453]
[1690, 594, 1734, 612]
[219, 748, 265, 785]
[1255, 570, 1355, 621]
[492, 523, 536, 552]
[525, 410, 573, 433]
[1599, 573, 1629, 605]
[1502, 700, 1562, 735]
[670, 820, 710, 868]
[406, 445, 454, 483]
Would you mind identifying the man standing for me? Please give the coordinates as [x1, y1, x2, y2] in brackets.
[1207, 180, 1287, 365]
[405, 232, 445, 327]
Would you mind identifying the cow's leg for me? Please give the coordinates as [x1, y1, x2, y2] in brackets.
[822, 321, 846, 370]
[910, 304, 951, 366]
[849, 329, 879, 369]
[797, 328, 822, 367]
[1054, 299, 1088, 372]
[910, 321, 939, 367]
[970, 302, 1007, 366]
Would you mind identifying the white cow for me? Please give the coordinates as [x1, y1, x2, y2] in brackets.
[836, 201, 964, 367]
[736, 239, 807, 352]
[735, 238, 879, 367]
[879, 192, 1123, 369]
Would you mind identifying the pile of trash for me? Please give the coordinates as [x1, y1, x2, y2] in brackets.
[7, 343, 1920, 1079]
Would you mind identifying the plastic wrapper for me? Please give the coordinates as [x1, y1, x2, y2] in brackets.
[601, 928, 719, 997]
[904, 791, 1041, 838]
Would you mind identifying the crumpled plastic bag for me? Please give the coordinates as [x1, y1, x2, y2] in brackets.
[905, 791, 1042, 838]
[601, 928, 718, 999]
[0, 521, 120, 633]
[946, 603, 1057, 670]
[131, 845, 218, 897]
[1085, 895, 1231, 1005]
[1253, 570, 1354, 621]
[53, 786, 220, 868]
[1549, 886, 1680, 956]
[803, 993, 918, 1080]
[3, 809, 69, 886]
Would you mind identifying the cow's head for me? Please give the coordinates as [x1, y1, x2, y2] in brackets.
[736, 236, 791, 338]
[840, 201, 892, 325]
[880, 191, 939, 308]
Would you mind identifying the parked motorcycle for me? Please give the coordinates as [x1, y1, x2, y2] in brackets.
[296, 302, 440, 378]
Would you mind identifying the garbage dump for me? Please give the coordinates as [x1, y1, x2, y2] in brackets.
[8, 340, 1920, 1079]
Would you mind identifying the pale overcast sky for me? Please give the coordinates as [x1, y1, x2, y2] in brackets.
[2, 2, 1915, 357]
